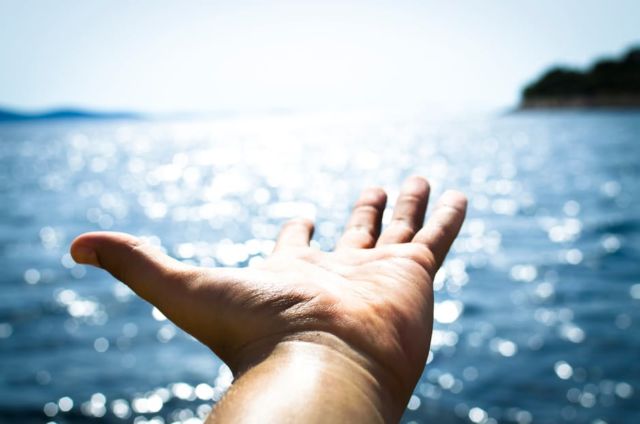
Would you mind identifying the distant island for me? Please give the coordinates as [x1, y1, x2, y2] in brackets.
[520, 46, 640, 109]
[0, 108, 139, 122]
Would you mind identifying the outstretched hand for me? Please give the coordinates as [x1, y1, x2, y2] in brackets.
[71, 176, 466, 423]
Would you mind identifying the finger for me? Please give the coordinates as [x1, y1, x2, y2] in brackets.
[273, 218, 314, 252]
[377, 176, 430, 245]
[336, 187, 387, 249]
[70, 231, 195, 307]
[412, 190, 467, 269]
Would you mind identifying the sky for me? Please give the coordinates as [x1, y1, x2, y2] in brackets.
[1, 0, 639, 115]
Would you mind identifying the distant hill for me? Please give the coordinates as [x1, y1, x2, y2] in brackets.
[0, 108, 140, 122]
[520, 47, 640, 109]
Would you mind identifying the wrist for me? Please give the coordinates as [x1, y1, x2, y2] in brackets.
[214, 331, 410, 423]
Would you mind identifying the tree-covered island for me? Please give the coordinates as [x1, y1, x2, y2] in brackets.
[521, 46, 640, 109]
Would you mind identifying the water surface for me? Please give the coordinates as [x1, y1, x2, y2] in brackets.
[0, 111, 638, 423]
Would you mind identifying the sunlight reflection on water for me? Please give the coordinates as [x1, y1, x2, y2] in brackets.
[0, 111, 639, 423]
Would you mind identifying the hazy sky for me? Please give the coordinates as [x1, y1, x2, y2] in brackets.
[1, 0, 639, 114]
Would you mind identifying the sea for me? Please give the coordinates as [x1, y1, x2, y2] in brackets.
[0, 110, 638, 424]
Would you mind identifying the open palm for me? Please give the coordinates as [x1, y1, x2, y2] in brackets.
[71, 176, 466, 418]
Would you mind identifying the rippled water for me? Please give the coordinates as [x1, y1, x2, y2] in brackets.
[0, 111, 638, 424]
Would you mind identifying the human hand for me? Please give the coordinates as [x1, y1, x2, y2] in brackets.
[70, 176, 466, 423]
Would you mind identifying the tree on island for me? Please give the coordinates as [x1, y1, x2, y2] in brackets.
[521, 46, 640, 108]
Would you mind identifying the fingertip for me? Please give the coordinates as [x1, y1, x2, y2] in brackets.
[439, 190, 468, 212]
[70, 243, 100, 267]
[275, 218, 315, 251]
[359, 187, 387, 206]
[70, 231, 138, 267]
[402, 175, 430, 193]
[70, 232, 102, 267]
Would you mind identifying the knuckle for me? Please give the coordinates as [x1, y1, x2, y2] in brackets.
[414, 246, 438, 272]
[398, 243, 438, 272]
[400, 192, 424, 204]
[349, 223, 374, 234]
[435, 219, 458, 240]
[350, 228, 377, 244]
[438, 202, 467, 216]
[389, 221, 415, 238]
[352, 203, 380, 215]
[125, 237, 144, 251]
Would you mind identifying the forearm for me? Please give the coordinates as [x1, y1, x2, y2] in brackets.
[208, 332, 406, 423]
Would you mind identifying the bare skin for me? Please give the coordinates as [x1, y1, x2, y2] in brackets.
[70, 176, 467, 423]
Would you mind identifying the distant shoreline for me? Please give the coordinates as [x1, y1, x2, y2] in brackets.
[0, 108, 140, 122]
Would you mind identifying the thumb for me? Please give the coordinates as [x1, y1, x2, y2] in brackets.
[70, 231, 195, 307]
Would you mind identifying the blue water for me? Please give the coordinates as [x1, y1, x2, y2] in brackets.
[0, 111, 638, 424]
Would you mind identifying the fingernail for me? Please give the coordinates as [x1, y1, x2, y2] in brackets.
[72, 245, 100, 267]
